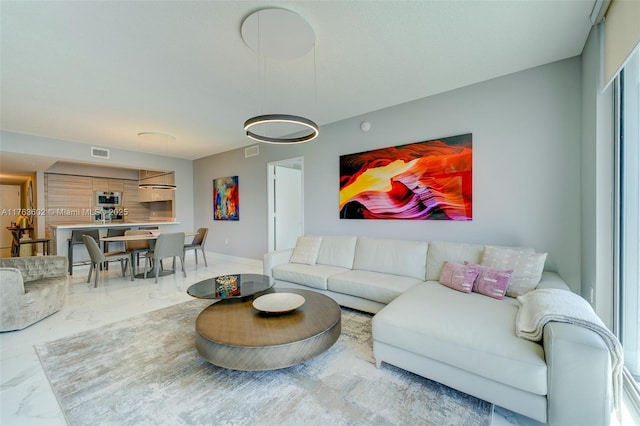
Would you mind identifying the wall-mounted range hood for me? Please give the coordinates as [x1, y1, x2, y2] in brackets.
[138, 170, 176, 190]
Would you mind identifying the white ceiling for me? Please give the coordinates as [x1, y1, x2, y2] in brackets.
[1, 0, 595, 163]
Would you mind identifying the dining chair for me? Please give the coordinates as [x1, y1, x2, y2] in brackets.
[82, 234, 133, 287]
[137, 226, 158, 251]
[145, 232, 186, 283]
[124, 229, 152, 275]
[103, 228, 130, 270]
[183, 227, 208, 267]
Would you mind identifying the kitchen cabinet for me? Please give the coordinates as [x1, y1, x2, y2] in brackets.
[92, 178, 124, 192]
[45, 174, 94, 228]
[123, 181, 150, 222]
[44, 172, 172, 226]
[138, 188, 175, 202]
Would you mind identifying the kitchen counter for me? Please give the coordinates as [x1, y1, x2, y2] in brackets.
[49, 222, 183, 264]
[51, 221, 179, 230]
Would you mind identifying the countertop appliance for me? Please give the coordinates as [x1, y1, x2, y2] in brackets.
[94, 208, 124, 223]
[95, 191, 123, 208]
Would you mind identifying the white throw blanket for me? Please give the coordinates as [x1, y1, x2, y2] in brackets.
[516, 288, 623, 415]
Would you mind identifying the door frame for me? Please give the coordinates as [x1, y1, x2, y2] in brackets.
[267, 157, 304, 252]
[0, 184, 22, 254]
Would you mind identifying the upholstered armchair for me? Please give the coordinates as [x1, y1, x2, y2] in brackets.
[0, 256, 69, 332]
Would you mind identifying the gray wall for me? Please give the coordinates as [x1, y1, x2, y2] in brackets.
[194, 57, 583, 293]
[580, 24, 615, 326]
[0, 131, 195, 232]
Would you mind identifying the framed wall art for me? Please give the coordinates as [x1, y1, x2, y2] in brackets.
[339, 133, 472, 220]
[213, 176, 239, 221]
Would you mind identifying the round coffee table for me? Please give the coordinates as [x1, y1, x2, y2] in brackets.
[194, 289, 341, 371]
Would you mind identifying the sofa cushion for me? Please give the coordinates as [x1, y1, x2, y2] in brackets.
[352, 237, 428, 281]
[481, 246, 547, 297]
[289, 236, 322, 265]
[426, 241, 484, 281]
[316, 235, 358, 269]
[272, 263, 349, 290]
[372, 282, 547, 396]
[438, 262, 477, 293]
[328, 270, 423, 304]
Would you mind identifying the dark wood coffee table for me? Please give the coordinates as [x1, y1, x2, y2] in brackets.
[194, 288, 341, 371]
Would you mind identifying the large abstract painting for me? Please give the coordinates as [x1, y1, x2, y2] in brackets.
[213, 176, 239, 221]
[339, 133, 472, 220]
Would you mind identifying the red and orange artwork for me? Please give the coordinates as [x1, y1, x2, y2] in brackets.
[339, 134, 472, 220]
[213, 176, 239, 221]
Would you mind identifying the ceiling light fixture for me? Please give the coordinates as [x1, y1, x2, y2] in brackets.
[244, 114, 318, 144]
[138, 171, 176, 190]
[137, 132, 177, 189]
[241, 8, 318, 144]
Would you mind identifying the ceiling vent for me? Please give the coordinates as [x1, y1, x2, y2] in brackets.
[91, 147, 110, 159]
[245, 145, 259, 158]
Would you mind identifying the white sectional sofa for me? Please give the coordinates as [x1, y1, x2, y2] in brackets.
[263, 236, 613, 426]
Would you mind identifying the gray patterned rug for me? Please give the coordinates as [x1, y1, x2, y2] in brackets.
[35, 299, 492, 425]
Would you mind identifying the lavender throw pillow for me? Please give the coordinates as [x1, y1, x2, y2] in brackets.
[439, 262, 478, 293]
[466, 263, 512, 300]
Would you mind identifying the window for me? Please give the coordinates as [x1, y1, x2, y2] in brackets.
[615, 45, 640, 409]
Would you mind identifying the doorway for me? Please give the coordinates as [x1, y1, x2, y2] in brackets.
[0, 185, 21, 257]
[267, 157, 304, 251]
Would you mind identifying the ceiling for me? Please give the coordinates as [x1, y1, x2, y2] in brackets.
[1, 0, 596, 164]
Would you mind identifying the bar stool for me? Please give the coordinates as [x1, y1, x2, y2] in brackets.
[68, 229, 99, 275]
[105, 227, 130, 251]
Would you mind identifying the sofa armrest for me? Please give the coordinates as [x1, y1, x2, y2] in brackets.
[543, 322, 612, 425]
[263, 249, 294, 277]
[0, 256, 68, 282]
[0, 268, 26, 295]
[536, 271, 570, 291]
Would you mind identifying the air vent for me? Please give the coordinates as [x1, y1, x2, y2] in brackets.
[245, 145, 259, 158]
[91, 147, 110, 159]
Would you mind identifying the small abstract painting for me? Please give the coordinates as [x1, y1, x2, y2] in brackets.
[339, 133, 472, 220]
[213, 176, 239, 221]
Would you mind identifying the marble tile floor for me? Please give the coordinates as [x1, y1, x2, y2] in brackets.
[0, 252, 610, 426]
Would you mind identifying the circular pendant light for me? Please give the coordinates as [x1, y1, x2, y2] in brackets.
[136, 132, 177, 189]
[241, 9, 319, 144]
[244, 114, 318, 144]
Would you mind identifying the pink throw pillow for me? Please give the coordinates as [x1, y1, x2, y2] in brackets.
[466, 263, 512, 300]
[439, 262, 478, 293]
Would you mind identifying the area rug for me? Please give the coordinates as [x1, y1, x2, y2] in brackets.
[35, 299, 493, 425]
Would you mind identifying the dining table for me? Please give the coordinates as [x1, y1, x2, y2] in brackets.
[100, 230, 198, 279]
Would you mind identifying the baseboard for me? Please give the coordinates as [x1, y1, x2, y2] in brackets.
[186, 251, 262, 269]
